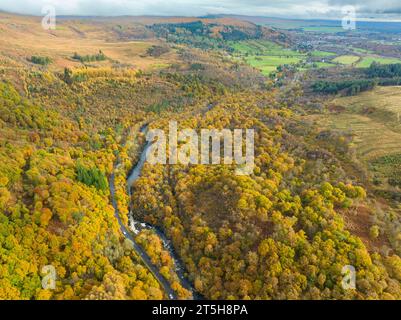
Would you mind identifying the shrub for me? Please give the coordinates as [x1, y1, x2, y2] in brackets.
[369, 225, 380, 239]
[72, 50, 107, 63]
[0, 82, 21, 104]
[146, 45, 170, 57]
[30, 56, 52, 66]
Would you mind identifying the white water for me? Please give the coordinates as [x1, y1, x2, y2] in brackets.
[125, 125, 202, 299]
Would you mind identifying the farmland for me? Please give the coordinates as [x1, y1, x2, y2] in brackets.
[229, 40, 306, 74]
[357, 56, 401, 68]
[228, 35, 401, 75]
[228, 40, 338, 74]
[302, 26, 345, 33]
[333, 55, 360, 65]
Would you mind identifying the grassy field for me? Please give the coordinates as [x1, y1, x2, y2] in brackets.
[357, 56, 401, 68]
[310, 87, 401, 189]
[229, 40, 290, 56]
[313, 62, 336, 68]
[229, 40, 303, 57]
[302, 26, 345, 33]
[245, 55, 303, 74]
[0, 12, 177, 72]
[333, 86, 401, 121]
[311, 50, 336, 57]
[229, 40, 306, 75]
[313, 113, 401, 161]
[231, 42, 336, 72]
[229, 41, 384, 75]
[230, 40, 338, 75]
[351, 47, 375, 55]
[305, 86, 401, 190]
[332, 55, 360, 65]
[330, 87, 401, 159]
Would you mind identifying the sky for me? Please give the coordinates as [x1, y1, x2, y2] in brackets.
[1, 0, 401, 20]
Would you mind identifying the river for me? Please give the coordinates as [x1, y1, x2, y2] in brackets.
[110, 125, 202, 300]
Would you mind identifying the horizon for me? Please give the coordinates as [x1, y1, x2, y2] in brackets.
[1, 0, 401, 22]
[2, 10, 401, 24]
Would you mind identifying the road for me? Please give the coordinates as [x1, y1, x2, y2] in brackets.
[109, 171, 178, 299]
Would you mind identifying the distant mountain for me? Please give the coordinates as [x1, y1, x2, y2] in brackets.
[203, 14, 401, 34]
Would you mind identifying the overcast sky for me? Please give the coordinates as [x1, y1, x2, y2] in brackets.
[1, 0, 401, 19]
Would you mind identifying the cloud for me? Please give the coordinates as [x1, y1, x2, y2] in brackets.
[328, 0, 401, 14]
[0, 0, 400, 19]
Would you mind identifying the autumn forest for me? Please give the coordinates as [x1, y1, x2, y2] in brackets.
[1, 8, 401, 302]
